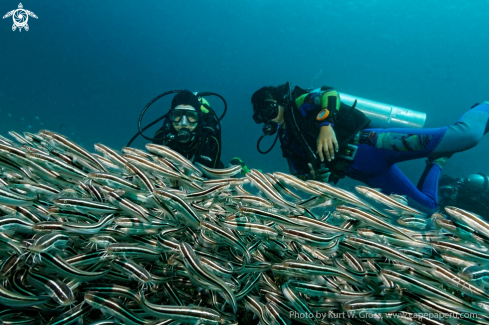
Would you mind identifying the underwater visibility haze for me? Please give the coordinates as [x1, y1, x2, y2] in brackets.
[1, 0, 489, 188]
[1, 1, 489, 324]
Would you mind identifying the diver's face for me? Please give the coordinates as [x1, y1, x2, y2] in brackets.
[265, 99, 284, 126]
[171, 105, 198, 132]
[439, 186, 457, 202]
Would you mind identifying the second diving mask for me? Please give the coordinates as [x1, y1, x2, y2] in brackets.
[170, 107, 198, 144]
[169, 109, 199, 124]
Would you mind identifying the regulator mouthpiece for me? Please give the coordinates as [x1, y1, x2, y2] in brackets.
[177, 129, 192, 143]
[263, 120, 279, 136]
[257, 120, 280, 154]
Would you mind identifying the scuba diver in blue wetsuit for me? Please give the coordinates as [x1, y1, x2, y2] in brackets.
[251, 82, 489, 209]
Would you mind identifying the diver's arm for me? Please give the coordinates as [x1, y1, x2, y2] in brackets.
[152, 127, 166, 145]
[295, 88, 340, 162]
[209, 135, 223, 168]
[198, 136, 222, 169]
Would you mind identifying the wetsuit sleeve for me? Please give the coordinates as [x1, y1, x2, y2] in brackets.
[319, 89, 340, 125]
[293, 88, 341, 125]
[153, 126, 166, 145]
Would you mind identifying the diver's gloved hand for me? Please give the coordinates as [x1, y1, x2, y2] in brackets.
[308, 163, 331, 183]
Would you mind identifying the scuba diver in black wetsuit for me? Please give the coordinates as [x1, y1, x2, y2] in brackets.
[251, 82, 489, 210]
[438, 173, 489, 219]
[252, 83, 369, 184]
[128, 90, 226, 170]
[152, 90, 224, 169]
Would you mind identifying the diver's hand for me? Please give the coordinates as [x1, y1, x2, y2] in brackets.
[308, 163, 331, 183]
[317, 125, 338, 162]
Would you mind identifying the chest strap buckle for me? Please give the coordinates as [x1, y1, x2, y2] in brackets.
[338, 144, 358, 161]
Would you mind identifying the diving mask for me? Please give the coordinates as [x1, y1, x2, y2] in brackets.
[169, 109, 199, 124]
[439, 185, 458, 201]
[253, 101, 279, 124]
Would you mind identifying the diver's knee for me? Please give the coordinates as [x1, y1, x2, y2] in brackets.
[448, 121, 484, 150]
[463, 130, 484, 149]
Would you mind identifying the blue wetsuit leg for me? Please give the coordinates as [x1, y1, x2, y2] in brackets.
[346, 127, 445, 208]
[367, 164, 440, 208]
[345, 102, 489, 208]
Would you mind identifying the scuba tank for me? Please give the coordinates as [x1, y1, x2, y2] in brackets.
[338, 92, 426, 129]
[310, 88, 427, 128]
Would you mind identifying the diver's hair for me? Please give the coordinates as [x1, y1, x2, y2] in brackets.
[264, 90, 275, 100]
[275, 82, 290, 103]
[263, 83, 289, 102]
[252, 82, 290, 105]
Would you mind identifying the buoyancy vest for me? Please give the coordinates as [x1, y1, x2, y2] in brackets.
[281, 86, 371, 183]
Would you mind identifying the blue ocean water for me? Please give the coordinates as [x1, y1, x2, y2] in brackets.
[1, 0, 489, 192]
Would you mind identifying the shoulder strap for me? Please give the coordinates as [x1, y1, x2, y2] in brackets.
[282, 103, 319, 169]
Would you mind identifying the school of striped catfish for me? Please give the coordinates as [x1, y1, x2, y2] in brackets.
[0, 130, 488, 325]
